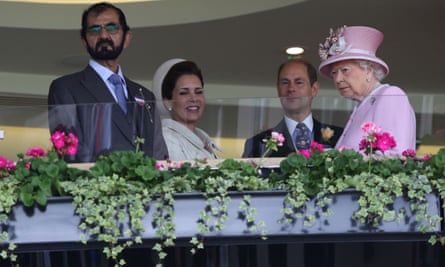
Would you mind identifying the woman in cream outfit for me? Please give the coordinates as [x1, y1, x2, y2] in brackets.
[152, 59, 221, 160]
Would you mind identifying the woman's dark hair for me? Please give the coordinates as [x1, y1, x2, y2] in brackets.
[80, 2, 130, 39]
[162, 61, 204, 100]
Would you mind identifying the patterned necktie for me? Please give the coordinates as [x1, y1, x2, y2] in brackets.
[108, 74, 127, 113]
[295, 123, 311, 150]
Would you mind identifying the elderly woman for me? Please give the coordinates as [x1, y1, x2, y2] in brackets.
[152, 59, 221, 160]
[318, 25, 416, 154]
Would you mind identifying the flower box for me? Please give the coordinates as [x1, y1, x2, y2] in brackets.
[5, 190, 441, 251]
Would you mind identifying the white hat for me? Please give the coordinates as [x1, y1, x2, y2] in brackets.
[152, 58, 186, 117]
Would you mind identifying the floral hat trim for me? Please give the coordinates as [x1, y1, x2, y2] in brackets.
[318, 26, 347, 61]
[319, 26, 378, 62]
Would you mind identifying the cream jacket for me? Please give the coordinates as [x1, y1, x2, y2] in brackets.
[162, 118, 221, 160]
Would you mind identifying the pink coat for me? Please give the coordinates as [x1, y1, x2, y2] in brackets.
[335, 84, 416, 154]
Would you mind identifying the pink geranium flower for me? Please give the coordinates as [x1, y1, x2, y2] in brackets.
[67, 146, 77, 156]
[338, 145, 350, 151]
[156, 159, 183, 171]
[25, 147, 48, 157]
[359, 122, 396, 155]
[374, 132, 397, 152]
[361, 122, 381, 135]
[155, 161, 165, 170]
[0, 156, 15, 171]
[51, 131, 66, 150]
[310, 141, 325, 152]
[260, 131, 286, 159]
[402, 149, 416, 158]
[297, 149, 311, 159]
[270, 131, 285, 147]
[65, 133, 79, 156]
[50, 131, 79, 156]
[0, 156, 9, 169]
[0, 156, 15, 177]
[170, 161, 182, 169]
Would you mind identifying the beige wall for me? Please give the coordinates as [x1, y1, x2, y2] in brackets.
[0, 125, 440, 162]
[0, 126, 51, 160]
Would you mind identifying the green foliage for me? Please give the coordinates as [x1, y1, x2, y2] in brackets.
[1, 147, 445, 267]
[90, 150, 160, 185]
[11, 151, 86, 207]
[276, 148, 445, 233]
[62, 173, 152, 267]
[426, 149, 445, 181]
[0, 148, 81, 265]
[0, 176, 19, 264]
[276, 149, 366, 196]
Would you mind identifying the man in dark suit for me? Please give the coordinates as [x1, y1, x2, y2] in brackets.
[241, 58, 342, 267]
[48, 2, 168, 163]
[47, 3, 165, 266]
[243, 58, 343, 158]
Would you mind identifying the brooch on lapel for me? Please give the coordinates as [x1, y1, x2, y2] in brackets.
[136, 88, 153, 123]
[135, 88, 146, 106]
[134, 97, 145, 106]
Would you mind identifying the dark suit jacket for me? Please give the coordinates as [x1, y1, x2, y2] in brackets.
[48, 65, 168, 163]
[242, 118, 343, 158]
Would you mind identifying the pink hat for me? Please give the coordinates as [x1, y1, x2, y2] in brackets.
[318, 26, 389, 79]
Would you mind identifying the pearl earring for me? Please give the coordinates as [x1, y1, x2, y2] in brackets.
[167, 107, 172, 111]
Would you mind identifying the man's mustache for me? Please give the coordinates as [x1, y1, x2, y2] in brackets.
[96, 39, 114, 50]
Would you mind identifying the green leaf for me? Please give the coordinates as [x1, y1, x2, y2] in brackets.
[44, 163, 60, 178]
[35, 191, 48, 206]
[19, 191, 34, 207]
